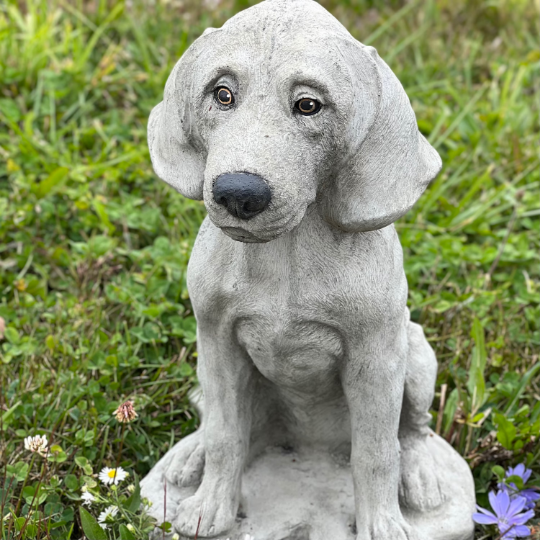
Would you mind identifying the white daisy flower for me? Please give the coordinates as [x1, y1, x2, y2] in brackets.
[98, 466, 128, 485]
[81, 491, 95, 507]
[24, 435, 48, 456]
[97, 505, 118, 529]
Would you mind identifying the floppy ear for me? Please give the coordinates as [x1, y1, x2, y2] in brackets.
[319, 45, 442, 232]
[147, 48, 206, 200]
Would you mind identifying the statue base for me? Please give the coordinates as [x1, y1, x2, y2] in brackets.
[141, 431, 475, 540]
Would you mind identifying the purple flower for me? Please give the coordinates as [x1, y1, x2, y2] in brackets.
[518, 488, 540, 510]
[499, 464, 540, 510]
[473, 490, 534, 538]
[508, 464, 533, 484]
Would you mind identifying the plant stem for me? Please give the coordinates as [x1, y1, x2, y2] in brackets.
[163, 477, 166, 540]
[495, 524, 516, 539]
[12, 453, 36, 517]
[115, 423, 126, 471]
[19, 457, 49, 538]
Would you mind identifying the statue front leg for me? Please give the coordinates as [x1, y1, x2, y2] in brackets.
[173, 324, 255, 538]
[342, 325, 418, 540]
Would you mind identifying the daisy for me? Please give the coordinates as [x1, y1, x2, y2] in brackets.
[81, 491, 95, 507]
[97, 505, 118, 530]
[24, 434, 48, 456]
[98, 466, 128, 485]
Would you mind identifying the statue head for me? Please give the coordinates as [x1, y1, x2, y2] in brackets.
[147, 0, 441, 242]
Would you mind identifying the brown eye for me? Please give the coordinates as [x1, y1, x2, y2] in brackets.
[295, 98, 322, 116]
[215, 87, 234, 106]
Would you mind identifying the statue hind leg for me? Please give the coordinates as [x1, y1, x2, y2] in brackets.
[398, 318, 445, 511]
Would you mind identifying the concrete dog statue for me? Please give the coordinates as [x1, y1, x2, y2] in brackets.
[141, 1, 475, 538]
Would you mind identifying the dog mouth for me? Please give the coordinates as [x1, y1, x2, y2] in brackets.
[220, 226, 266, 243]
[215, 203, 310, 243]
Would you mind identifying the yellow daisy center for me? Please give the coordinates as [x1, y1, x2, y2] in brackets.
[107, 470, 117, 478]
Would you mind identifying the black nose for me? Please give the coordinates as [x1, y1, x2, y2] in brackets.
[213, 173, 271, 220]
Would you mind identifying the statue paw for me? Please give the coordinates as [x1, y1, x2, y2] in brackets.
[173, 486, 236, 537]
[399, 434, 445, 511]
[163, 429, 206, 488]
[357, 512, 418, 540]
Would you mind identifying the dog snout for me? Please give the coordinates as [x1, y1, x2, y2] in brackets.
[213, 173, 271, 220]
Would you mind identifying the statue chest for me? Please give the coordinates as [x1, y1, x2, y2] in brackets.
[235, 310, 344, 391]
[188, 217, 406, 388]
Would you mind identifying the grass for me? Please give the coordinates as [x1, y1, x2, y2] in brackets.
[0, 0, 539, 538]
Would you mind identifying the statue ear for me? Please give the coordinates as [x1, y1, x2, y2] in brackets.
[319, 45, 442, 232]
[147, 51, 205, 200]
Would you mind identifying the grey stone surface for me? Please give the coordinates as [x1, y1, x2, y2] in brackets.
[142, 0, 476, 538]
[143, 430, 475, 540]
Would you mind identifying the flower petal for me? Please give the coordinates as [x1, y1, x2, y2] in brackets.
[490, 490, 510, 517]
[510, 509, 535, 526]
[498, 522, 517, 539]
[514, 525, 531, 537]
[522, 489, 540, 501]
[475, 505, 497, 518]
[472, 512, 498, 525]
[508, 495, 527, 516]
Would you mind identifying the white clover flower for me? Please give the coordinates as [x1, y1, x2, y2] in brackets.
[98, 466, 128, 486]
[171, 534, 180, 540]
[97, 505, 118, 529]
[24, 435, 48, 456]
[81, 491, 95, 507]
[113, 400, 138, 423]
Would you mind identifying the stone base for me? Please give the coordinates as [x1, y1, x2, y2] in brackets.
[141, 432, 475, 540]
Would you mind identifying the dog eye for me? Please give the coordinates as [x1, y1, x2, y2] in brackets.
[295, 98, 322, 116]
[215, 87, 234, 106]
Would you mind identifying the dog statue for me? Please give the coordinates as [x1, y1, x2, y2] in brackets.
[141, 1, 476, 538]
